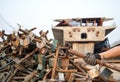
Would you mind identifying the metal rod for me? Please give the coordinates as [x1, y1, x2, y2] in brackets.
[68, 49, 120, 72]
[51, 46, 60, 79]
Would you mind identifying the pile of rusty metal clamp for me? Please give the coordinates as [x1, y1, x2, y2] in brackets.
[0, 27, 120, 82]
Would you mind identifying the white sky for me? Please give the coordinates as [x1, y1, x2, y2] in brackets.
[0, 0, 120, 44]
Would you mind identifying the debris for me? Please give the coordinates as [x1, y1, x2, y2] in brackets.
[0, 17, 120, 81]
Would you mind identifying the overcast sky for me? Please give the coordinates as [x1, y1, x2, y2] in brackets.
[0, 0, 120, 44]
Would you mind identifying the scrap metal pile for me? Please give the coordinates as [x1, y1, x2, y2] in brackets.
[0, 27, 120, 82]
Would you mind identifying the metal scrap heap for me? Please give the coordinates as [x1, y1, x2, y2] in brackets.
[0, 27, 120, 82]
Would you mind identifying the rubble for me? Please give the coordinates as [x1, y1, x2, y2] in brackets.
[0, 17, 120, 82]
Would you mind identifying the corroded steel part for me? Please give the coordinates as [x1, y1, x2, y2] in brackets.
[68, 49, 120, 72]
